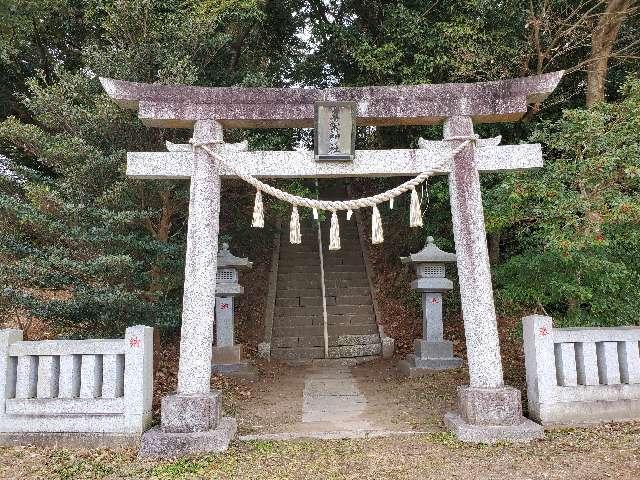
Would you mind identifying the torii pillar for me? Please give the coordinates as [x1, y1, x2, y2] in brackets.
[442, 116, 543, 441]
[138, 120, 238, 457]
[101, 71, 562, 455]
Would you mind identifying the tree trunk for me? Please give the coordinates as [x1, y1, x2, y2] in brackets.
[146, 190, 174, 295]
[586, 0, 634, 106]
[488, 233, 501, 265]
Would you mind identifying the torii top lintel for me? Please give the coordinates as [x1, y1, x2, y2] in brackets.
[99, 71, 563, 129]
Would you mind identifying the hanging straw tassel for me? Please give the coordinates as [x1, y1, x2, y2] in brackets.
[371, 205, 384, 244]
[409, 187, 423, 227]
[312, 207, 319, 220]
[329, 211, 341, 250]
[347, 209, 353, 221]
[290, 206, 301, 244]
[251, 189, 264, 228]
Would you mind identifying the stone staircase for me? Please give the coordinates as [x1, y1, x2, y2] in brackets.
[271, 184, 382, 361]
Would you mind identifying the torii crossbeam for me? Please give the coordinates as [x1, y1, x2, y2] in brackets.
[101, 71, 563, 456]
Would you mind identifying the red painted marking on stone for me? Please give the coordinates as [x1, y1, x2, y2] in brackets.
[129, 336, 141, 347]
[539, 326, 549, 337]
[220, 303, 230, 309]
[431, 298, 439, 304]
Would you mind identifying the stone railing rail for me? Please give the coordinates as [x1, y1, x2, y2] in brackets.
[0, 325, 153, 434]
[523, 315, 640, 425]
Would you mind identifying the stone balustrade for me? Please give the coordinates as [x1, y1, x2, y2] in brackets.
[523, 315, 640, 425]
[0, 325, 153, 435]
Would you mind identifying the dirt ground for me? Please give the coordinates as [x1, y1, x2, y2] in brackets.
[2, 252, 638, 479]
[2, 327, 640, 479]
[230, 358, 466, 436]
[1, 422, 639, 479]
[2, 355, 636, 480]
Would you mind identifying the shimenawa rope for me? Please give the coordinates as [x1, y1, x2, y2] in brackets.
[190, 136, 477, 248]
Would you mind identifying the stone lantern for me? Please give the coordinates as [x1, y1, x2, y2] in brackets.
[212, 243, 256, 377]
[398, 237, 462, 377]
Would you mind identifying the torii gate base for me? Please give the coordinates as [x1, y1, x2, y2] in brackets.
[101, 72, 562, 456]
[445, 387, 543, 442]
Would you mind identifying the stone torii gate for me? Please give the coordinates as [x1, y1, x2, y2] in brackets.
[101, 71, 563, 456]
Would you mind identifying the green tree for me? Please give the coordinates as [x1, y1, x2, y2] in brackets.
[0, 0, 304, 337]
[488, 78, 640, 325]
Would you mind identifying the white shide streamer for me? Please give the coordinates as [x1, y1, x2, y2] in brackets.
[252, 189, 264, 228]
[192, 137, 476, 247]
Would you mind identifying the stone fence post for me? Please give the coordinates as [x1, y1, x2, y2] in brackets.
[0, 329, 22, 424]
[522, 315, 557, 420]
[124, 325, 154, 433]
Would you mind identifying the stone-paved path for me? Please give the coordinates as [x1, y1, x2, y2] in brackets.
[301, 365, 373, 429]
[238, 360, 432, 441]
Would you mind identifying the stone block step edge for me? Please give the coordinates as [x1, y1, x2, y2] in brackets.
[272, 334, 381, 348]
[276, 287, 370, 298]
[271, 343, 383, 360]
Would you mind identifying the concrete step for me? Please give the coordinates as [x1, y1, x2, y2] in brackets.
[277, 278, 370, 290]
[326, 287, 371, 297]
[323, 265, 366, 273]
[327, 314, 376, 325]
[276, 306, 324, 316]
[321, 237, 360, 244]
[278, 264, 321, 273]
[276, 304, 373, 317]
[276, 297, 303, 307]
[274, 315, 376, 328]
[273, 203, 380, 361]
[278, 279, 321, 289]
[299, 297, 324, 307]
[280, 242, 320, 250]
[277, 288, 323, 298]
[324, 278, 369, 288]
[279, 244, 318, 252]
[271, 343, 382, 360]
[321, 242, 361, 250]
[280, 243, 318, 252]
[327, 305, 373, 315]
[273, 326, 320, 337]
[329, 343, 382, 358]
[320, 232, 359, 239]
[333, 295, 372, 305]
[273, 324, 378, 337]
[323, 256, 364, 265]
[279, 272, 324, 282]
[324, 271, 368, 281]
[278, 255, 320, 264]
[279, 249, 320, 257]
[274, 316, 321, 328]
[279, 296, 371, 308]
[273, 334, 381, 348]
[271, 347, 325, 360]
[276, 288, 370, 299]
[278, 263, 364, 273]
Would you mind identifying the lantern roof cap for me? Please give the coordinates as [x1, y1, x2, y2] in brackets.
[401, 237, 457, 264]
[217, 243, 253, 269]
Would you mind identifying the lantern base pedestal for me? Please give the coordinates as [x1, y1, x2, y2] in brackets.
[212, 345, 258, 378]
[398, 354, 463, 377]
[398, 340, 462, 377]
